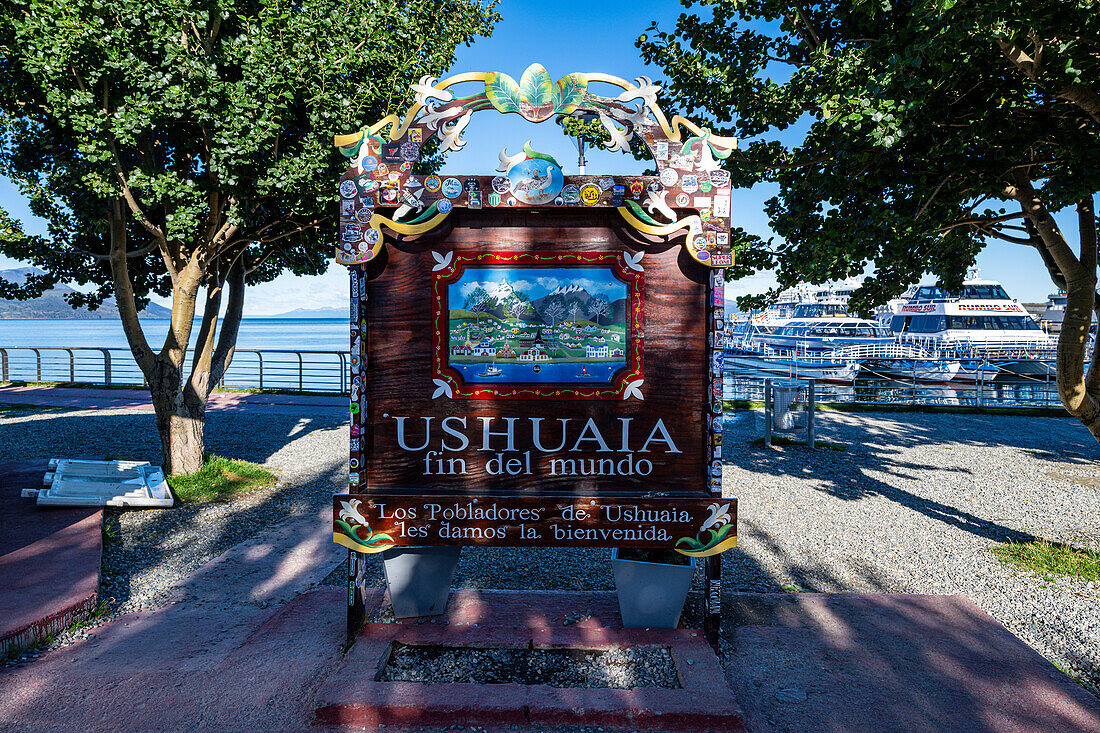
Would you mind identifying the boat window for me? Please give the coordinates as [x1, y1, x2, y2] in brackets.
[908, 315, 946, 332]
[890, 315, 905, 331]
[961, 285, 1010, 300]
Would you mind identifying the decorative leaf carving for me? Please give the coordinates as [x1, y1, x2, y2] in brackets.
[552, 73, 588, 114]
[484, 71, 522, 115]
[518, 63, 554, 121]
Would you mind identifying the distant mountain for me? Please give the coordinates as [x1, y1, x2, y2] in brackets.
[0, 267, 171, 319]
[267, 307, 347, 319]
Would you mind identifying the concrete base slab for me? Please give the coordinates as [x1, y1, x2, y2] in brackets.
[314, 589, 744, 732]
[0, 460, 101, 655]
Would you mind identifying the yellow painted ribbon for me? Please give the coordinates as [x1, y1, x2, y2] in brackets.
[674, 535, 739, 558]
[332, 532, 392, 554]
[334, 209, 453, 266]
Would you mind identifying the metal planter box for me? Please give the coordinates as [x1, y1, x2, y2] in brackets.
[381, 546, 461, 618]
[611, 548, 697, 629]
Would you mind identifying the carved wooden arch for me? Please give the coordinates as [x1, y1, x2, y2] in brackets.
[333, 64, 737, 268]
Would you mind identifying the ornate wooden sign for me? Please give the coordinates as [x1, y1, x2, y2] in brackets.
[334, 65, 736, 650]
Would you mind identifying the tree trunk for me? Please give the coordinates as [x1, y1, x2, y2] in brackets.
[153, 394, 206, 475]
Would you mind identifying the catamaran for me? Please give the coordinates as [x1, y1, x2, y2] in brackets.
[887, 276, 1054, 379]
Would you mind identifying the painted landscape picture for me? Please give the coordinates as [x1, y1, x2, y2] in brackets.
[446, 266, 630, 384]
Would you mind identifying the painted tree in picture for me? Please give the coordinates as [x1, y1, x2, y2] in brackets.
[588, 296, 609, 326]
[510, 299, 528, 323]
[469, 295, 490, 328]
[569, 302, 581, 325]
[545, 301, 566, 328]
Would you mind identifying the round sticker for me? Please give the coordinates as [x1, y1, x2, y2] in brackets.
[675, 192, 690, 207]
[696, 249, 711, 260]
[506, 197, 518, 206]
[424, 175, 441, 192]
[441, 177, 462, 199]
[554, 196, 564, 206]
[492, 176, 510, 194]
[464, 178, 481, 193]
[659, 168, 678, 186]
[699, 180, 713, 193]
[562, 184, 581, 204]
[580, 184, 602, 206]
[401, 142, 419, 161]
[363, 229, 380, 244]
[436, 199, 453, 213]
[339, 180, 358, 198]
[354, 208, 373, 223]
[507, 158, 563, 205]
[361, 155, 378, 172]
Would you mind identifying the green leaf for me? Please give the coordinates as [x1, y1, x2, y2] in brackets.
[626, 198, 658, 224]
[518, 63, 554, 121]
[484, 71, 522, 115]
[521, 141, 561, 168]
[552, 73, 588, 114]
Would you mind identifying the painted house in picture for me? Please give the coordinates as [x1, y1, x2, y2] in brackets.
[439, 259, 639, 387]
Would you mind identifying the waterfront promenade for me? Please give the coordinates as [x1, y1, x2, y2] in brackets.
[0, 390, 1098, 730]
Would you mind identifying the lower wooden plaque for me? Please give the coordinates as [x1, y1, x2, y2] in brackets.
[333, 494, 737, 557]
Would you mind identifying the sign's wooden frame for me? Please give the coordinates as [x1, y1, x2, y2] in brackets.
[335, 65, 735, 652]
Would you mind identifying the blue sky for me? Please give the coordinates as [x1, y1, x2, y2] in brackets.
[0, 1, 1076, 315]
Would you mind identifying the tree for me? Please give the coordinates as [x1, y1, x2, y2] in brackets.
[0, 0, 498, 472]
[544, 301, 566, 328]
[588, 295, 609, 326]
[568, 301, 581, 324]
[509, 299, 528, 322]
[469, 295, 490, 327]
[640, 1, 1100, 437]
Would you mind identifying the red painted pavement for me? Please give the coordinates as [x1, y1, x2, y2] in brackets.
[315, 589, 744, 732]
[0, 460, 101, 656]
[0, 384, 346, 416]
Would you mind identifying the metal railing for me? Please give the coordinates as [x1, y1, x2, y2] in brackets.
[723, 355, 1063, 409]
[0, 347, 348, 394]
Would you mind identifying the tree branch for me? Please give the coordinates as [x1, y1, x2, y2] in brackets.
[106, 198, 154, 375]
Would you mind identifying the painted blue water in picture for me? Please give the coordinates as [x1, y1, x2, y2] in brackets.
[453, 360, 626, 384]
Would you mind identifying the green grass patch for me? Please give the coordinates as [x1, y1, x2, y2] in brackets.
[992, 540, 1100, 582]
[749, 435, 846, 451]
[166, 454, 276, 503]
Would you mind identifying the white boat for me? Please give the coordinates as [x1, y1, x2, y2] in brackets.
[887, 275, 1055, 376]
[477, 365, 503, 377]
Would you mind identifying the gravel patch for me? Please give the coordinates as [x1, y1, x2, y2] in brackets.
[380, 642, 679, 688]
[723, 408, 1100, 695]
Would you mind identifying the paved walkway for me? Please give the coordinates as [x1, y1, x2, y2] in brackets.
[0, 461, 102, 656]
[0, 385, 346, 416]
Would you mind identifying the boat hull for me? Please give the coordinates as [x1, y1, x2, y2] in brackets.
[724, 352, 858, 383]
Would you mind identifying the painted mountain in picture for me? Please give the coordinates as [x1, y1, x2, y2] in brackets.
[447, 266, 630, 385]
